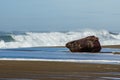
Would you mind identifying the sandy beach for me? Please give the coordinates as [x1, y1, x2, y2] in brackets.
[0, 60, 120, 80]
[0, 0, 120, 79]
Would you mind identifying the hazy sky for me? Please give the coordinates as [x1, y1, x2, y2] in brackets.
[0, 0, 120, 32]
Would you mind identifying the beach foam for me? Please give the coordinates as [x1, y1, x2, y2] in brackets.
[0, 58, 120, 64]
[0, 29, 120, 48]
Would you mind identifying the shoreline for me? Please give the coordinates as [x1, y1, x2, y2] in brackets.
[34, 45, 120, 48]
[0, 45, 120, 79]
[102, 45, 120, 49]
[0, 45, 120, 50]
[0, 58, 119, 64]
[0, 60, 120, 79]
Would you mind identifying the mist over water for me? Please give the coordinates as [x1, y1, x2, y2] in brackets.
[0, 29, 120, 48]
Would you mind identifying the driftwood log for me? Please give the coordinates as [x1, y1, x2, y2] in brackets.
[66, 36, 101, 52]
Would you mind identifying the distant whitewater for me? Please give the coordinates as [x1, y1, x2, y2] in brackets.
[0, 29, 120, 48]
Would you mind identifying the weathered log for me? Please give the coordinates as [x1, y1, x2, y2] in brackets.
[66, 36, 101, 52]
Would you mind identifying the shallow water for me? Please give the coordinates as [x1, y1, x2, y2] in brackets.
[0, 47, 120, 64]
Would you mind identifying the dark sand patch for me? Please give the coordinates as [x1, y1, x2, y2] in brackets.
[102, 45, 120, 49]
[0, 60, 120, 80]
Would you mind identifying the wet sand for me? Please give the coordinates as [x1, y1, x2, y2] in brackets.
[102, 45, 120, 49]
[0, 60, 120, 80]
[0, 45, 120, 80]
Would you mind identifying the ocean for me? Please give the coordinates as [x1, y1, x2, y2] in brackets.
[0, 29, 120, 80]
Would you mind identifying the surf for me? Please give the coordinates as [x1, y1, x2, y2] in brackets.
[0, 29, 120, 48]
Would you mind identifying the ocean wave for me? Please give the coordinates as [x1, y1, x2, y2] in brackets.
[0, 29, 120, 48]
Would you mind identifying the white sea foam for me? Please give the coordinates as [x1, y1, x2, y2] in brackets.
[0, 29, 120, 48]
[0, 58, 120, 64]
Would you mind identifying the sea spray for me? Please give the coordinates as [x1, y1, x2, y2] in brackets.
[0, 29, 120, 48]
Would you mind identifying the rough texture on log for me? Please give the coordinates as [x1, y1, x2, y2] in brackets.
[66, 36, 101, 52]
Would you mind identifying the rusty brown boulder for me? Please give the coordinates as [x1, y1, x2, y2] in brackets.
[66, 36, 101, 52]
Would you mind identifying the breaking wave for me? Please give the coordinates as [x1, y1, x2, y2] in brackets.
[0, 29, 120, 48]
